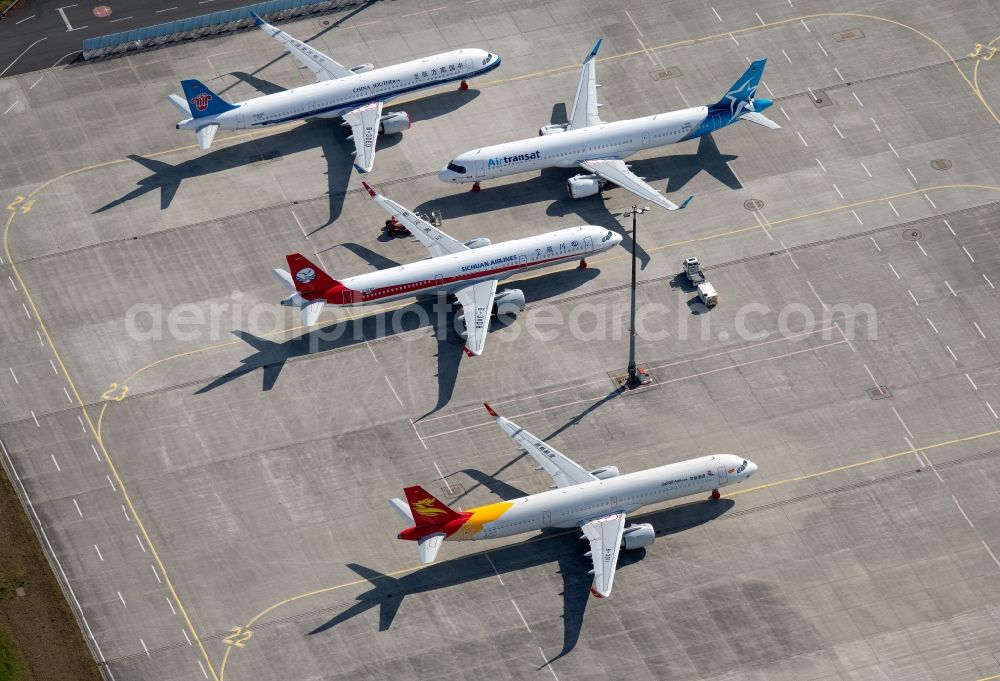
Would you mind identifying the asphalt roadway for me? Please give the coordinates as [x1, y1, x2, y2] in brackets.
[3, 0, 1000, 679]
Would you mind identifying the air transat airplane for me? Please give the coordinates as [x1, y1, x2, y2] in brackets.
[439, 39, 780, 210]
[272, 184, 622, 355]
[169, 12, 500, 168]
[392, 404, 757, 598]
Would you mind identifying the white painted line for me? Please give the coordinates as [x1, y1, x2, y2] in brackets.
[135, 534, 146, 553]
[834, 66, 845, 81]
[409, 419, 428, 449]
[945, 280, 957, 296]
[779, 239, 799, 270]
[987, 402, 998, 419]
[816, 158, 827, 173]
[755, 11, 765, 25]
[108, 16, 132, 23]
[801, 19, 811, 32]
[807, 87, 817, 101]
[8, 367, 18, 385]
[106, 474, 116, 491]
[433, 461, 453, 494]
[832, 183, 844, 199]
[983, 274, 995, 289]
[860, 161, 872, 177]
[183, 629, 192, 646]
[674, 84, 690, 107]
[892, 407, 916, 440]
[946, 345, 958, 362]
[8, 276, 16, 290]
[906, 167, 917, 183]
[926, 318, 939, 334]
[863, 364, 879, 388]
[29, 75, 43, 89]
[73, 498, 82, 517]
[50, 455, 61, 472]
[0, 38, 48, 78]
[834, 320, 856, 353]
[166, 597, 176, 615]
[951, 496, 974, 528]
[923, 193, 936, 209]
[870, 236, 880, 252]
[779, 105, 790, 121]
[77, 415, 87, 433]
[197, 0, 214, 4]
[94, 545, 104, 561]
[888, 263, 900, 279]
[966, 373, 978, 390]
[870, 117, 881, 132]
[198, 660, 208, 679]
[15, 14, 36, 24]
[121, 504, 130, 522]
[540, 648, 560, 681]
[852, 92, 864, 107]
[30, 410, 39, 427]
[816, 41, 828, 56]
[796, 131, 808, 147]
[49, 360, 58, 374]
[833, 124, 845, 139]
[907, 289, 919, 306]
[944, 219, 955, 235]
[781, 48, 792, 64]
[22, 303, 31, 319]
[36, 330, 42, 345]
[401, 6, 446, 18]
[63, 387, 72, 403]
[711, 7, 722, 22]
[888, 201, 900, 217]
[384, 375, 404, 407]
[806, 280, 829, 311]
[511, 599, 531, 631]
[138, 638, 150, 659]
[751, 210, 773, 240]
[154, 6, 177, 12]
[852, 210, 864, 226]
[916, 241, 928, 257]
[92, 444, 101, 461]
[887, 141, 899, 158]
[3, 100, 18, 115]
[982, 540, 1000, 570]
[962, 246, 975, 262]
[973, 321, 986, 338]
[624, 9, 644, 37]
[761, 80, 774, 97]
[485, 553, 505, 586]
[151, 564, 161, 584]
[729, 32, 739, 46]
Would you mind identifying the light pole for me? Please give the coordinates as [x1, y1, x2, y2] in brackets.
[624, 205, 651, 389]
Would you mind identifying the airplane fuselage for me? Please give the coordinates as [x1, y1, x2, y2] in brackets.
[439, 454, 755, 542]
[307, 225, 621, 306]
[177, 49, 500, 132]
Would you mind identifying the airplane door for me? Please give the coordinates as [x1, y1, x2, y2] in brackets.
[474, 159, 486, 178]
[518, 255, 527, 268]
[584, 236, 594, 252]
[609, 496, 618, 509]
[542, 510, 551, 527]
[435, 274, 444, 289]
[642, 131, 650, 146]
[717, 466, 728, 484]
[340, 290, 353, 305]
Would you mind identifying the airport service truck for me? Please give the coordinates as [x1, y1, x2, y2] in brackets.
[683, 257, 718, 307]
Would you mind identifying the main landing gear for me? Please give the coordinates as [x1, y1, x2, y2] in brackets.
[578, 259, 588, 269]
[471, 182, 481, 192]
[459, 80, 469, 91]
[710, 489, 721, 500]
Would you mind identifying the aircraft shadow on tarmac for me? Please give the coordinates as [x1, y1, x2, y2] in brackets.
[195, 266, 601, 411]
[308, 497, 735, 663]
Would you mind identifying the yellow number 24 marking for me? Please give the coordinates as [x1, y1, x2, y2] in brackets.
[6, 196, 35, 214]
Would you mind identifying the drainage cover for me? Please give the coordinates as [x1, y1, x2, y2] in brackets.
[931, 159, 952, 171]
[868, 385, 892, 400]
[744, 199, 765, 211]
[902, 229, 922, 241]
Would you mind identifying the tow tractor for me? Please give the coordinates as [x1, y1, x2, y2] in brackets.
[682, 257, 718, 307]
[382, 216, 412, 238]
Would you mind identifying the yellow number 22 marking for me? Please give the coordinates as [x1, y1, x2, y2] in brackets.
[223, 627, 253, 648]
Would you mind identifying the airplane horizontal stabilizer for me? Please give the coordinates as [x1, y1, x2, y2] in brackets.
[389, 498, 414, 523]
[167, 93, 190, 115]
[739, 111, 781, 129]
[300, 300, 325, 327]
[417, 532, 446, 564]
[195, 124, 219, 150]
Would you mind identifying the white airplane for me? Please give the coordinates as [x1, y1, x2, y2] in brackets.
[392, 404, 757, 598]
[272, 183, 622, 355]
[438, 39, 780, 210]
[169, 11, 501, 168]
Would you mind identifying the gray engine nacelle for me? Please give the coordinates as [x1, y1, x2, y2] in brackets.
[463, 237, 492, 249]
[350, 63, 375, 74]
[493, 288, 525, 316]
[589, 466, 620, 480]
[621, 523, 655, 550]
[567, 174, 601, 199]
[379, 112, 411, 135]
[539, 123, 568, 136]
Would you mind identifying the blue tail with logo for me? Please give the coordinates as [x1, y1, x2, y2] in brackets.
[713, 58, 767, 110]
[180, 79, 238, 118]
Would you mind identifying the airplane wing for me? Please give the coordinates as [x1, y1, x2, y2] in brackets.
[417, 532, 446, 564]
[454, 279, 497, 356]
[251, 12, 354, 81]
[739, 111, 782, 129]
[485, 404, 598, 488]
[343, 101, 383, 173]
[362, 182, 469, 257]
[579, 159, 693, 212]
[567, 39, 603, 130]
[581, 512, 627, 598]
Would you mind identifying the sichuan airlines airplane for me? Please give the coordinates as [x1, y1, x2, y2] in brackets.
[391, 404, 758, 598]
[169, 12, 500, 169]
[439, 39, 779, 210]
[272, 184, 622, 355]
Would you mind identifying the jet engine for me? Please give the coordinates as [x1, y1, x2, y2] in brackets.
[463, 237, 492, 249]
[539, 123, 568, 136]
[589, 466, 620, 480]
[493, 288, 525, 316]
[350, 63, 375, 74]
[379, 112, 411, 135]
[621, 523, 655, 550]
[567, 174, 601, 199]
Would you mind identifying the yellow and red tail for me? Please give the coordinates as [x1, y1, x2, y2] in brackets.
[403, 486, 463, 527]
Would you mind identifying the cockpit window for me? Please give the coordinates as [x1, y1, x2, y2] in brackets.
[742, 459, 746, 465]
[447, 162, 466, 174]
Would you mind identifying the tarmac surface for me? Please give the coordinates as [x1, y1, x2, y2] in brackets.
[2, 0, 1000, 679]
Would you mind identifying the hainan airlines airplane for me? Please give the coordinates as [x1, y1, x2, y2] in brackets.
[169, 12, 500, 169]
[438, 39, 780, 210]
[391, 404, 757, 598]
[272, 183, 622, 355]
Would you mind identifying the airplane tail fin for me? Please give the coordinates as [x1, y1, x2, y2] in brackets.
[713, 58, 767, 109]
[403, 485, 462, 527]
[180, 79, 238, 119]
[284, 253, 338, 294]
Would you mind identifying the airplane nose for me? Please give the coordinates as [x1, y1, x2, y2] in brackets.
[437, 168, 452, 182]
[746, 461, 758, 477]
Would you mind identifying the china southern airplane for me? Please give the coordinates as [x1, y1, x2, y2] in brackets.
[391, 404, 758, 598]
[169, 12, 500, 169]
[273, 184, 622, 355]
[438, 39, 779, 210]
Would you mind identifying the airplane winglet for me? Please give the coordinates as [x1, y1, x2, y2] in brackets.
[361, 181, 377, 197]
[678, 195, 694, 209]
[249, 10, 265, 26]
[584, 38, 603, 63]
[483, 403, 498, 417]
